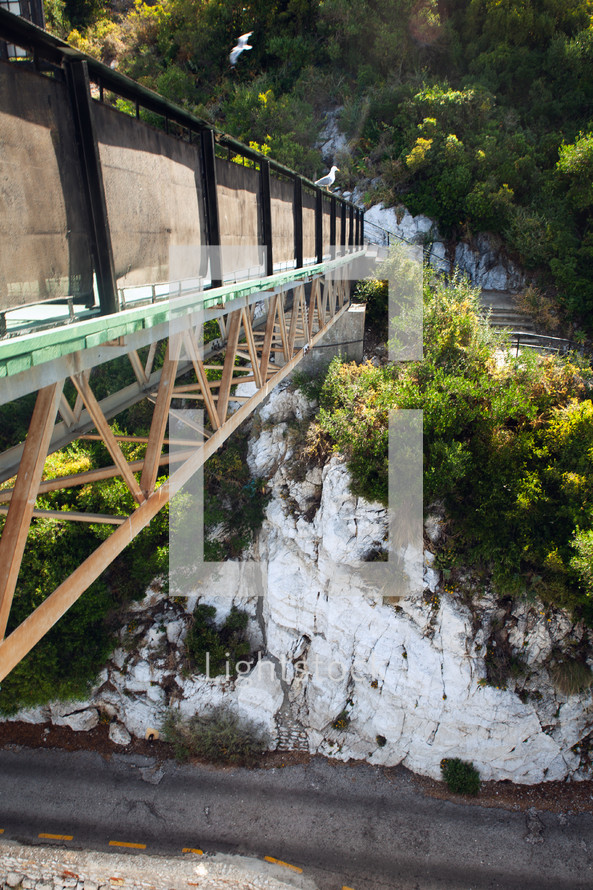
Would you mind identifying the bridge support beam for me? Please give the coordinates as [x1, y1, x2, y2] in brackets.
[260, 159, 273, 277]
[293, 178, 303, 269]
[0, 382, 63, 640]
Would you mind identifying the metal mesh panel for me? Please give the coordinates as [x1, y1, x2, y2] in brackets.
[302, 188, 316, 264]
[0, 64, 93, 310]
[270, 172, 294, 266]
[93, 102, 206, 287]
[322, 196, 332, 260]
[215, 157, 262, 276]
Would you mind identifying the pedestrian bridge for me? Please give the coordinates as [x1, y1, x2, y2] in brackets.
[0, 8, 369, 679]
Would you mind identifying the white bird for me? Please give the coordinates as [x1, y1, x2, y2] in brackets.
[315, 165, 340, 189]
[230, 32, 253, 66]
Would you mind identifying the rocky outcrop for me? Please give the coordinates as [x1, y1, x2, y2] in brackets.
[364, 203, 525, 292]
[315, 107, 350, 163]
[5, 387, 593, 784]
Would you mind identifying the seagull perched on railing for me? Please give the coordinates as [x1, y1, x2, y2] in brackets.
[315, 165, 340, 189]
[230, 32, 253, 66]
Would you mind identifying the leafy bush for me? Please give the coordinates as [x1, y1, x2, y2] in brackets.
[203, 432, 270, 560]
[352, 278, 388, 334]
[570, 528, 593, 598]
[0, 439, 169, 715]
[161, 706, 268, 765]
[440, 757, 481, 796]
[332, 708, 351, 730]
[184, 604, 251, 677]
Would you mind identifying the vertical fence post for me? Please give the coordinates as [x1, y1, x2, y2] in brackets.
[341, 201, 347, 254]
[200, 128, 222, 288]
[348, 204, 354, 250]
[65, 59, 118, 315]
[315, 188, 323, 265]
[260, 158, 273, 277]
[294, 177, 303, 269]
[360, 209, 364, 246]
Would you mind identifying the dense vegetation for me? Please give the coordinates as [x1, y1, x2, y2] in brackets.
[316, 267, 593, 620]
[185, 603, 251, 676]
[45, 0, 593, 334]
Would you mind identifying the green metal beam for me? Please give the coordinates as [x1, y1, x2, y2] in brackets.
[0, 252, 365, 386]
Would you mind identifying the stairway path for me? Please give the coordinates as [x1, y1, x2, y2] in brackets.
[479, 289, 534, 332]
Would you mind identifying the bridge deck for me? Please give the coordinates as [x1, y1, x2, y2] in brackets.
[0, 253, 363, 394]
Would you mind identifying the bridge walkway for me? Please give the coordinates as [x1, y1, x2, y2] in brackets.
[0, 5, 369, 680]
[0, 252, 363, 681]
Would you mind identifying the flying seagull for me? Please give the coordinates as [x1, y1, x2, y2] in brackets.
[315, 165, 340, 189]
[230, 32, 253, 66]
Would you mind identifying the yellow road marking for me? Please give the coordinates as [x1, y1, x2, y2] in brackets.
[108, 841, 146, 850]
[264, 856, 303, 873]
[182, 848, 204, 855]
[343, 886, 356, 889]
[38, 833, 73, 841]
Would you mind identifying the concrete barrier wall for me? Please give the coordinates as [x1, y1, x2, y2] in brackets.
[93, 102, 207, 287]
[0, 65, 93, 309]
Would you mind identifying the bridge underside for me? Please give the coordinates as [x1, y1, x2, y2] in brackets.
[0, 257, 360, 681]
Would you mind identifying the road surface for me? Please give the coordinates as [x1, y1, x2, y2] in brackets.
[0, 747, 592, 889]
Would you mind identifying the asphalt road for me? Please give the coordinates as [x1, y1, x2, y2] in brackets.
[0, 747, 592, 890]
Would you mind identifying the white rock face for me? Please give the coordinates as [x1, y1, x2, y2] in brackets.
[365, 203, 435, 245]
[454, 234, 524, 292]
[364, 203, 525, 291]
[50, 706, 99, 733]
[235, 658, 284, 737]
[316, 108, 349, 161]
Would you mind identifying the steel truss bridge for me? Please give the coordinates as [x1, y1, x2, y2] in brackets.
[0, 9, 369, 680]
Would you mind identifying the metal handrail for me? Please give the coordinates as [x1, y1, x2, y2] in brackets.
[363, 218, 432, 263]
[507, 330, 588, 357]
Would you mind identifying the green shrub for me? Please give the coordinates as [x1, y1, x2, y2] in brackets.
[184, 604, 251, 677]
[161, 706, 268, 765]
[570, 528, 593, 600]
[440, 757, 481, 795]
[353, 278, 388, 333]
[203, 433, 270, 560]
[332, 708, 351, 730]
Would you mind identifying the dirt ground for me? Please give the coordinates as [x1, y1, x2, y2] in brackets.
[2, 719, 593, 816]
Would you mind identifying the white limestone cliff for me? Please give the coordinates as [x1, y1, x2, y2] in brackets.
[364, 203, 525, 292]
